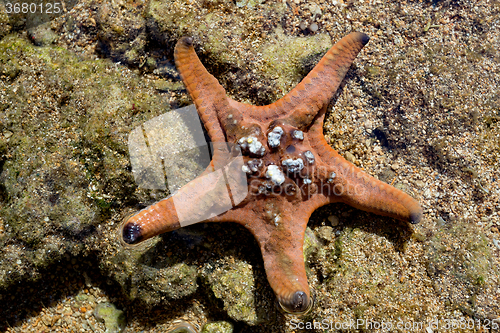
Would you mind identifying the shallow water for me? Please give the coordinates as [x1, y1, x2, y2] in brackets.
[1, 0, 499, 332]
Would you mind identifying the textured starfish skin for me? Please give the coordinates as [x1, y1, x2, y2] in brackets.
[122, 32, 423, 313]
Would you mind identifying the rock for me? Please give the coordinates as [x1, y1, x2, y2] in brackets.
[378, 167, 396, 184]
[202, 321, 234, 333]
[303, 227, 321, 259]
[96, 0, 147, 66]
[317, 226, 334, 241]
[0, 35, 170, 289]
[0, 3, 11, 39]
[259, 26, 332, 98]
[328, 215, 340, 226]
[236, 0, 265, 7]
[425, 220, 494, 315]
[146, 0, 331, 103]
[149, 263, 198, 299]
[201, 260, 272, 325]
[415, 180, 425, 188]
[28, 22, 58, 46]
[94, 303, 126, 333]
[344, 151, 356, 164]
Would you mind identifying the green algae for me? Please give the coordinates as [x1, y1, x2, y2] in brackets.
[94, 302, 126, 333]
[202, 321, 234, 333]
[260, 27, 332, 97]
[0, 35, 169, 288]
[202, 260, 260, 324]
[425, 219, 494, 312]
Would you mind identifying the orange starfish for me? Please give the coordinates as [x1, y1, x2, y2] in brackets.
[122, 32, 422, 313]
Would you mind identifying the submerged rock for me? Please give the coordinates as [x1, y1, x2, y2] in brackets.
[28, 22, 58, 46]
[201, 260, 271, 325]
[0, 35, 169, 289]
[96, 0, 147, 66]
[94, 302, 126, 333]
[425, 219, 494, 315]
[202, 321, 233, 333]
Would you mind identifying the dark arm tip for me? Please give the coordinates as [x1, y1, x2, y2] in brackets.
[410, 208, 423, 224]
[359, 32, 370, 46]
[278, 291, 313, 314]
[122, 222, 143, 244]
[350, 31, 370, 46]
[179, 36, 193, 47]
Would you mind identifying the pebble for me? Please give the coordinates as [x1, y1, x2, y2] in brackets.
[317, 226, 334, 240]
[308, 3, 322, 17]
[344, 151, 356, 163]
[41, 314, 53, 326]
[415, 180, 425, 188]
[94, 302, 126, 333]
[328, 215, 340, 226]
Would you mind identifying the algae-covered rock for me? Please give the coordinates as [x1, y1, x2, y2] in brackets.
[148, 263, 198, 299]
[27, 22, 58, 46]
[202, 321, 234, 333]
[425, 219, 495, 314]
[94, 302, 126, 333]
[0, 35, 169, 289]
[303, 226, 322, 260]
[201, 260, 270, 325]
[96, 0, 147, 66]
[145, 0, 329, 104]
[235, 0, 265, 8]
[0, 3, 11, 39]
[259, 26, 331, 96]
[307, 219, 437, 326]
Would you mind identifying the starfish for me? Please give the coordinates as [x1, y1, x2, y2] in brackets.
[121, 32, 422, 314]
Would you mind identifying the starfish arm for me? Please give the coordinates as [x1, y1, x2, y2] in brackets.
[121, 195, 180, 244]
[210, 196, 329, 313]
[122, 164, 231, 244]
[335, 158, 422, 223]
[174, 37, 229, 143]
[260, 229, 310, 313]
[227, 32, 369, 129]
[309, 110, 423, 224]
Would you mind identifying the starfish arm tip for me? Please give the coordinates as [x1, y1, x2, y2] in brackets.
[121, 221, 143, 245]
[279, 290, 313, 314]
[357, 31, 370, 46]
[179, 36, 193, 47]
[409, 205, 423, 224]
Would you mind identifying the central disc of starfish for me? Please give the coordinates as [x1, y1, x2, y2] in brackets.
[121, 33, 422, 314]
